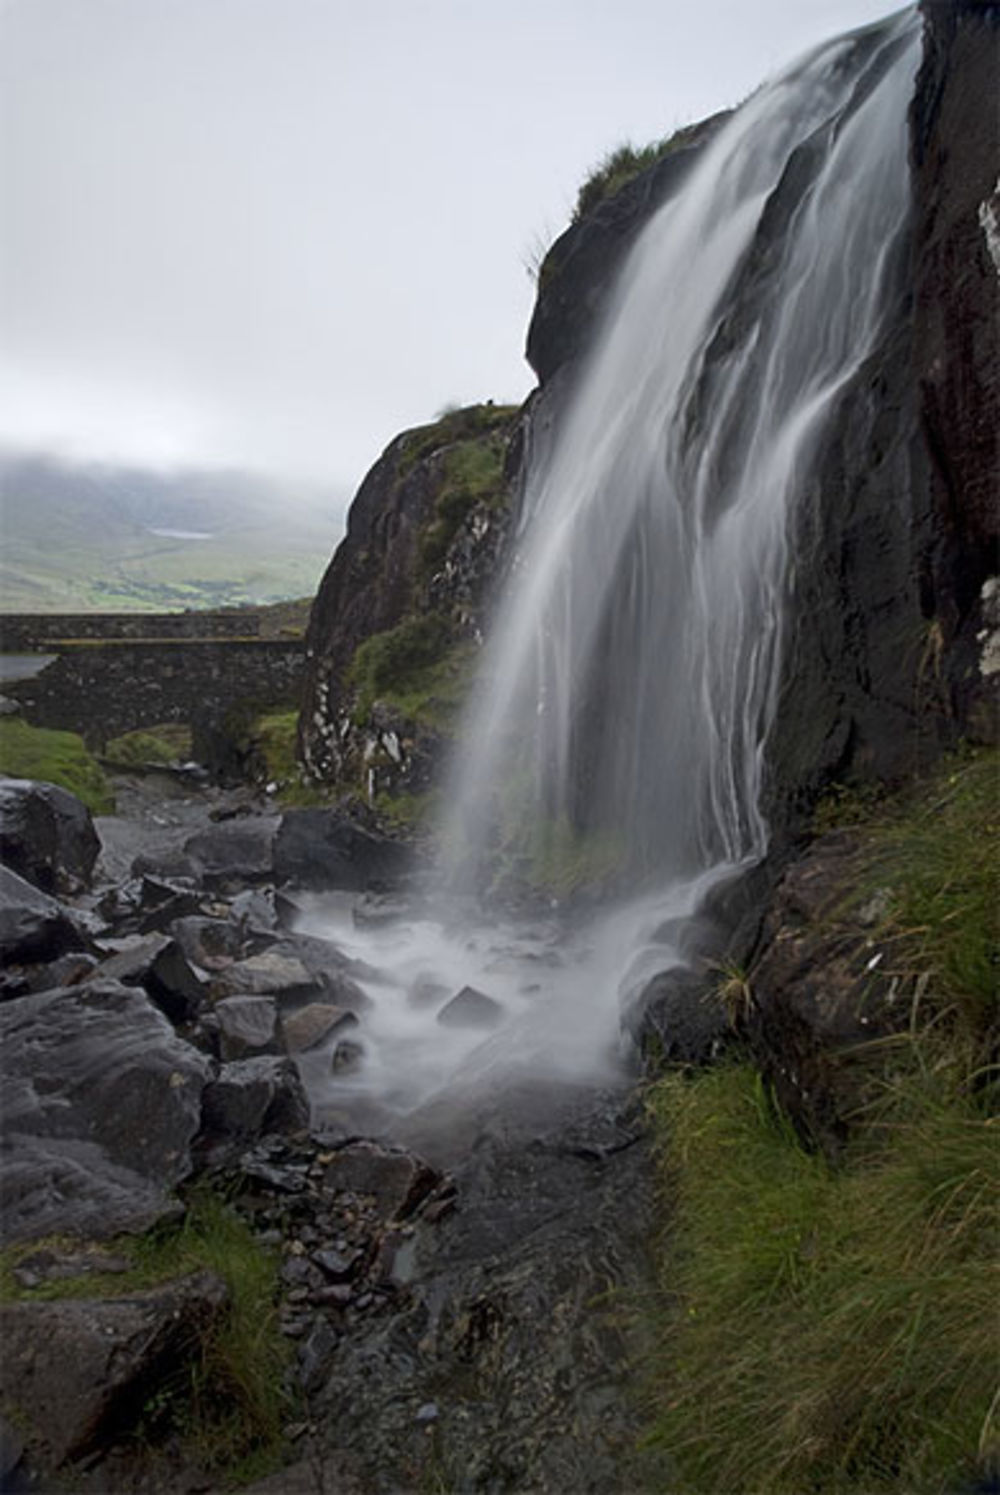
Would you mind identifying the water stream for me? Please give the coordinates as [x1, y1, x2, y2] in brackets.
[309, 9, 920, 1123]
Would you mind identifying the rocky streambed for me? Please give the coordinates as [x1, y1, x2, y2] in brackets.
[0, 771, 659, 1494]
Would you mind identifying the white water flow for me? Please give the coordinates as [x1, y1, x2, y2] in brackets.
[306, 11, 919, 1123]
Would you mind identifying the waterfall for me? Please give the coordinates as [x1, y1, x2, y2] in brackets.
[307, 10, 921, 1119]
[444, 8, 918, 900]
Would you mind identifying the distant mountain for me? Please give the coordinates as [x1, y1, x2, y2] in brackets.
[0, 452, 347, 612]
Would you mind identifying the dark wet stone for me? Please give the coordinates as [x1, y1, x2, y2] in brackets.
[0, 1270, 227, 1468]
[297, 1318, 339, 1394]
[331, 1038, 364, 1074]
[0, 980, 210, 1244]
[436, 984, 504, 1030]
[200, 1056, 310, 1144]
[621, 966, 729, 1069]
[214, 995, 280, 1060]
[312, 1246, 364, 1282]
[26, 950, 98, 992]
[274, 808, 411, 892]
[183, 817, 280, 889]
[0, 865, 89, 968]
[0, 776, 100, 895]
[321, 1142, 439, 1222]
[87, 933, 207, 1025]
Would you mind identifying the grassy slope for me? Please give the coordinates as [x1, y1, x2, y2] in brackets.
[640, 751, 999, 1495]
[0, 718, 114, 813]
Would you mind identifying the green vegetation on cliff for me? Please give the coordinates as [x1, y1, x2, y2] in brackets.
[347, 614, 476, 730]
[0, 718, 114, 813]
[573, 119, 724, 222]
[641, 751, 999, 1494]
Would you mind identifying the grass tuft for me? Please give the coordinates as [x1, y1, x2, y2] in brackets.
[642, 1061, 999, 1495]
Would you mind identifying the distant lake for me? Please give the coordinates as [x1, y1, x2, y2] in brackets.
[148, 527, 214, 540]
[0, 653, 57, 682]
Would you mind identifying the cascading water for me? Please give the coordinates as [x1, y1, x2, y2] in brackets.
[306, 9, 920, 1123]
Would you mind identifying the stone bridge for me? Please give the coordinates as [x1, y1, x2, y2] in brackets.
[1, 613, 305, 764]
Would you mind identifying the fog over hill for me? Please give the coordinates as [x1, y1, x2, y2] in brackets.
[0, 451, 348, 612]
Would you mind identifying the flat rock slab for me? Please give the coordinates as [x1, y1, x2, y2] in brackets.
[0, 980, 210, 1244]
[0, 1270, 227, 1468]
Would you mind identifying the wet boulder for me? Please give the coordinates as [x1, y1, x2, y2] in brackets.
[0, 865, 90, 969]
[0, 776, 100, 895]
[199, 1055, 310, 1143]
[621, 966, 729, 1068]
[214, 995, 280, 1060]
[436, 984, 504, 1030]
[274, 807, 411, 891]
[0, 980, 210, 1244]
[321, 1141, 439, 1222]
[280, 1002, 358, 1054]
[182, 816, 280, 889]
[88, 932, 208, 1025]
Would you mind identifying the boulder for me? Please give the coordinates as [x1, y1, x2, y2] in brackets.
[280, 1002, 358, 1054]
[0, 1271, 227, 1468]
[274, 808, 411, 891]
[182, 816, 280, 889]
[436, 984, 504, 1030]
[321, 1141, 438, 1221]
[170, 913, 252, 970]
[0, 776, 100, 894]
[621, 966, 729, 1068]
[200, 1055, 310, 1142]
[214, 995, 280, 1060]
[0, 980, 210, 1243]
[0, 864, 90, 968]
[210, 950, 322, 1002]
[89, 933, 207, 1024]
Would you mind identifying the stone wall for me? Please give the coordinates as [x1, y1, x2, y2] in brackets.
[0, 611, 261, 651]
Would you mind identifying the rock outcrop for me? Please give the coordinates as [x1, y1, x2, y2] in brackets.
[298, 403, 518, 803]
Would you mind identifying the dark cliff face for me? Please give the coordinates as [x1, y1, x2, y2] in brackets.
[767, 0, 998, 828]
[911, 0, 1000, 717]
[298, 404, 518, 794]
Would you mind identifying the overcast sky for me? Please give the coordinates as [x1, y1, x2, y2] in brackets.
[2, 0, 902, 510]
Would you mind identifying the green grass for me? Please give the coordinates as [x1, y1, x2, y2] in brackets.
[572, 121, 716, 222]
[0, 717, 114, 813]
[0, 1187, 292, 1481]
[103, 723, 192, 768]
[641, 1061, 999, 1495]
[640, 750, 1000, 1494]
[871, 750, 999, 1043]
[248, 709, 329, 807]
